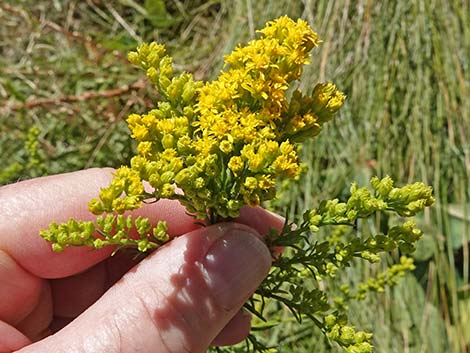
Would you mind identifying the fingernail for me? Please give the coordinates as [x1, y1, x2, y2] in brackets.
[265, 209, 286, 223]
[201, 226, 271, 310]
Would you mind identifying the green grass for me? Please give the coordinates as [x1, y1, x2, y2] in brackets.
[1, 0, 469, 352]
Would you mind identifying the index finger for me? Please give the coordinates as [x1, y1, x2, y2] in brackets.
[0, 168, 197, 279]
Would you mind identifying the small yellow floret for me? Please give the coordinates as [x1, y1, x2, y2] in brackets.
[228, 156, 244, 175]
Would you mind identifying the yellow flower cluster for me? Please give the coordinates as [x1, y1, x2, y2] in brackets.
[40, 17, 435, 353]
[40, 214, 168, 253]
[89, 16, 345, 221]
[89, 166, 144, 214]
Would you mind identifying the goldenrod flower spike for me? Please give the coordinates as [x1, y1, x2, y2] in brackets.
[40, 16, 434, 353]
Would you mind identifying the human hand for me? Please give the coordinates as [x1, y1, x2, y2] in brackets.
[0, 168, 283, 353]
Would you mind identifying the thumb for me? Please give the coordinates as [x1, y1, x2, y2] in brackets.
[20, 223, 272, 353]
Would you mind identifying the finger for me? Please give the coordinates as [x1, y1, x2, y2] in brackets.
[24, 205, 282, 342]
[0, 168, 197, 279]
[50, 262, 107, 318]
[49, 206, 283, 322]
[0, 320, 31, 352]
[15, 283, 52, 342]
[50, 250, 141, 319]
[0, 250, 43, 325]
[237, 206, 285, 236]
[19, 223, 271, 353]
[210, 309, 251, 346]
[52, 289, 252, 346]
[237, 206, 285, 257]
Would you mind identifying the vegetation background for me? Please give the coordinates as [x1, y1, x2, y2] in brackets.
[1, 0, 469, 352]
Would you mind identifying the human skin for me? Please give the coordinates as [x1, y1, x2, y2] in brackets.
[0, 168, 284, 353]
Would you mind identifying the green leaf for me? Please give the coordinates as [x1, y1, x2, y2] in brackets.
[100, 34, 138, 51]
[393, 276, 446, 353]
[144, 0, 177, 28]
[2, 78, 27, 101]
[447, 203, 470, 250]
[412, 232, 436, 262]
[451, 296, 470, 347]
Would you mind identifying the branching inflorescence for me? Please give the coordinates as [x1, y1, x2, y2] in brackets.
[40, 16, 434, 353]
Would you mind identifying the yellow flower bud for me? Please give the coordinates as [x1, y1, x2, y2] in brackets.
[130, 124, 149, 141]
[127, 51, 139, 66]
[146, 67, 158, 84]
[244, 176, 258, 191]
[219, 140, 233, 154]
[228, 156, 244, 175]
[137, 141, 153, 157]
[161, 134, 175, 149]
[89, 198, 105, 215]
[127, 113, 141, 126]
[160, 184, 175, 198]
